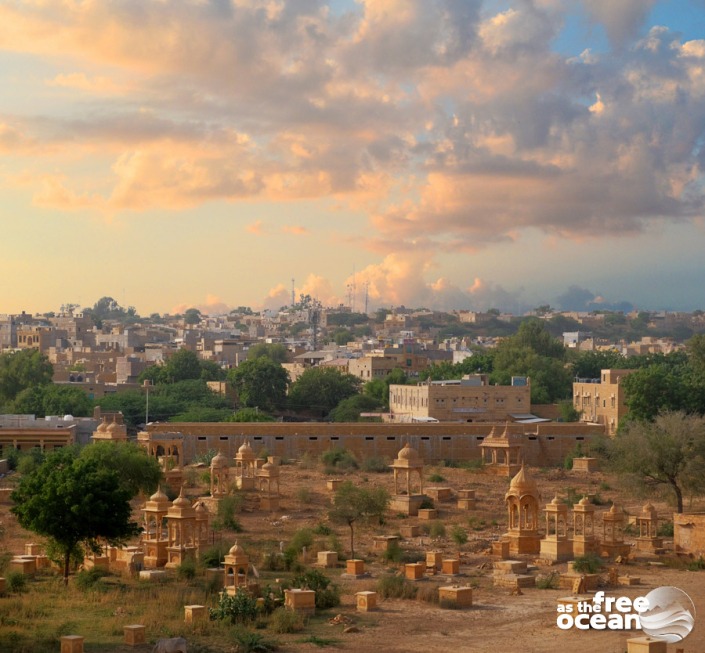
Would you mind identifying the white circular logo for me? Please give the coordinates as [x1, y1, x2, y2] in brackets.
[640, 586, 696, 643]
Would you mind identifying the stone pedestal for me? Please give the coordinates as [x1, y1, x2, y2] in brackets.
[493, 573, 536, 589]
[405, 563, 426, 581]
[540, 538, 573, 562]
[558, 572, 599, 591]
[418, 508, 438, 520]
[506, 532, 541, 556]
[600, 542, 631, 559]
[494, 560, 527, 574]
[426, 487, 452, 502]
[60, 635, 84, 653]
[317, 551, 338, 568]
[236, 476, 256, 491]
[426, 551, 443, 570]
[139, 570, 167, 582]
[343, 559, 367, 578]
[205, 568, 223, 588]
[259, 495, 280, 512]
[24, 543, 42, 556]
[356, 591, 378, 612]
[572, 457, 600, 473]
[9, 557, 36, 575]
[34, 555, 50, 570]
[626, 637, 668, 653]
[457, 498, 476, 510]
[492, 540, 510, 558]
[390, 494, 425, 517]
[572, 537, 598, 557]
[400, 525, 421, 538]
[635, 537, 663, 553]
[618, 575, 641, 586]
[373, 536, 400, 552]
[442, 559, 460, 575]
[124, 625, 146, 647]
[284, 589, 316, 615]
[185, 605, 207, 624]
[439, 585, 472, 608]
[326, 479, 342, 492]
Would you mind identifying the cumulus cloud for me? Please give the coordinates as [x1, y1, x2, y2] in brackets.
[581, 0, 658, 49]
[555, 285, 634, 312]
[172, 294, 231, 316]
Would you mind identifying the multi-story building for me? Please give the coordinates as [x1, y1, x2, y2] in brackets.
[572, 369, 635, 435]
[388, 375, 531, 423]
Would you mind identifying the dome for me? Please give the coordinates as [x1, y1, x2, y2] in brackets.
[508, 464, 538, 494]
[262, 461, 274, 470]
[211, 451, 229, 468]
[643, 502, 655, 512]
[194, 500, 208, 513]
[237, 441, 254, 457]
[229, 542, 246, 556]
[550, 495, 561, 505]
[578, 496, 590, 506]
[107, 420, 118, 432]
[96, 418, 108, 433]
[397, 443, 420, 461]
[149, 487, 169, 502]
[172, 488, 191, 507]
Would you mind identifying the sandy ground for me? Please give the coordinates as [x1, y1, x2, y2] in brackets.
[2, 461, 704, 653]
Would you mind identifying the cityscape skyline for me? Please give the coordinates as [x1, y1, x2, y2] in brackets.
[1, 1, 704, 315]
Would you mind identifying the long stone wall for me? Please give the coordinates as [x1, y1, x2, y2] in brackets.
[145, 421, 604, 467]
[674, 513, 705, 557]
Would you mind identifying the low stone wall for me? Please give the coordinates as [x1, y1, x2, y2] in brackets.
[674, 513, 705, 556]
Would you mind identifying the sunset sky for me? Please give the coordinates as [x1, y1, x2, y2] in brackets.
[1, 0, 704, 316]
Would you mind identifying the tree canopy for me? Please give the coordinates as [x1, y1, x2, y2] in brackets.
[288, 367, 361, 416]
[246, 343, 289, 364]
[608, 412, 705, 513]
[0, 349, 53, 407]
[11, 447, 142, 584]
[138, 349, 226, 385]
[227, 357, 289, 412]
[8, 383, 92, 417]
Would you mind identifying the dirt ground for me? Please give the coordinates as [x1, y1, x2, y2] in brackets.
[2, 460, 704, 653]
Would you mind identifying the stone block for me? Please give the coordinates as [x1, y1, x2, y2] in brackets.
[457, 499, 476, 510]
[346, 559, 365, 576]
[24, 543, 42, 556]
[618, 576, 641, 586]
[400, 525, 421, 538]
[259, 495, 280, 512]
[390, 494, 425, 517]
[372, 536, 400, 552]
[457, 489, 475, 500]
[405, 563, 426, 581]
[34, 555, 51, 569]
[442, 559, 460, 575]
[572, 457, 600, 473]
[327, 479, 342, 492]
[123, 625, 146, 647]
[356, 591, 378, 612]
[9, 557, 35, 575]
[318, 551, 338, 568]
[439, 585, 472, 608]
[185, 605, 207, 624]
[267, 456, 281, 466]
[285, 589, 316, 615]
[492, 540, 510, 559]
[493, 573, 536, 589]
[626, 637, 668, 653]
[426, 487, 453, 502]
[539, 538, 573, 562]
[60, 635, 85, 653]
[426, 551, 443, 570]
[493, 559, 527, 574]
[418, 509, 438, 520]
[205, 568, 223, 588]
[139, 570, 167, 582]
[559, 573, 599, 591]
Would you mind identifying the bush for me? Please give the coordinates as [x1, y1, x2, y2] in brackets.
[313, 523, 332, 536]
[451, 525, 468, 549]
[75, 567, 111, 591]
[214, 494, 244, 532]
[376, 574, 417, 599]
[284, 528, 314, 570]
[261, 551, 286, 572]
[296, 488, 313, 504]
[320, 447, 358, 472]
[232, 629, 279, 653]
[429, 522, 446, 539]
[290, 569, 340, 609]
[6, 572, 27, 593]
[416, 584, 439, 604]
[269, 607, 305, 634]
[572, 553, 604, 574]
[428, 473, 445, 483]
[177, 558, 197, 581]
[686, 557, 705, 571]
[210, 588, 258, 624]
[201, 541, 231, 568]
[361, 456, 391, 473]
[382, 540, 403, 564]
[658, 521, 674, 537]
[419, 497, 435, 510]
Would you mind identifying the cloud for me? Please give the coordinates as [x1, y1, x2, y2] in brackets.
[46, 72, 128, 95]
[555, 285, 634, 312]
[171, 294, 231, 316]
[581, 0, 658, 49]
[246, 220, 267, 235]
[281, 225, 309, 235]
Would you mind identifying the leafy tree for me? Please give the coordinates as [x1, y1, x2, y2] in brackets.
[183, 308, 201, 325]
[329, 394, 383, 421]
[558, 400, 581, 423]
[328, 481, 389, 559]
[83, 296, 136, 327]
[333, 329, 353, 346]
[9, 383, 92, 417]
[364, 367, 409, 409]
[0, 349, 53, 406]
[11, 447, 141, 584]
[247, 343, 289, 364]
[199, 359, 227, 382]
[79, 442, 162, 496]
[228, 358, 289, 412]
[621, 365, 687, 422]
[170, 407, 235, 422]
[608, 412, 705, 513]
[288, 367, 361, 415]
[163, 349, 203, 383]
[570, 350, 627, 379]
[687, 334, 705, 375]
[224, 408, 276, 422]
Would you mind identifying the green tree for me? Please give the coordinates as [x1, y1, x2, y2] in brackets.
[0, 349, 53, 406]
[10, 383, 92, 417]
[570, 350, 627, 380]
[224, 408, 276, 422]
[247, 343, 289, 364]
[11, 448, 141, 584]
[79, 442, 162, 496]
[288, 367, 361, 416]
[621, 365, 687, 422]
[609, 412, 705, 513]
[184, 308, 202, 325]
[163, 349, 203, 383]
[329, 394, 382, 421]
[328, 481, 389, 560]
[687, 334, 705, 375]
[228, 358, 289, 412]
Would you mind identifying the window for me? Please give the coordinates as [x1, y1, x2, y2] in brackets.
[365, 436, 374, 441]
[198, 436, 206, 441]
[442, 436, 451, 441]
[275, 436, 284, 441]
[220, 436, 228, 441]
[331, 436, 339, 441]
[309, 437, 318, 441]
[386, 436, 396, 441]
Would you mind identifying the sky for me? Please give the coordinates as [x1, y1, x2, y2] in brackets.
[1, 0, 705, 316]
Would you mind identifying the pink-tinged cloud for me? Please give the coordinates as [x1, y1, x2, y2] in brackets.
[171, 295, 231, 316]
[281, 225, 308, 235]
[246, 220, 267, 236]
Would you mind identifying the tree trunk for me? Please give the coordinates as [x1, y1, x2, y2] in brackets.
[63, 549, 70, 586]
[672, 481, 684, 514]
[349, 522, 355, 561]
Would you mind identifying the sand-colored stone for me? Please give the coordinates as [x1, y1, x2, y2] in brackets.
[317, 551, 338, 568]
[572, 457, 600, 473]
[439, 585, 472, 608]
[284, 588, 316, 615]
[493, 573, 536, 589]
[492, 540, 510, 558]
[326, 479, 342, 492]
[123, 625, 146, 647]
[418, 509, 438, 520]
[426, 487, 452, 502]
[373, 536, 400, 552]
[442, 559, 460, 575]
[405, 562, 426, 580]
[139, 570, 167, 582]
[9, 557, 35, 575]
[494, 560, 527, 574]
[24, 543, 42, 556]
[356, 591, 378, 612]
[60, 635, 84, 653]
[426, 551, 443, 570]
[400, 524, 421, 538]
[626, 636, 668, 653]
[346, 559, 365, 576]
[184, 604, 207, 623]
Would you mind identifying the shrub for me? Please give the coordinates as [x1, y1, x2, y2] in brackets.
[290, 569, 340, 609]
[177, 558, 197, 581]
[451, 525, 468, 550]
[232, 630, 279, 653]
[467, 516, 487, 531]
[536, 572, 559, 589]
[313, 522, 332, 536]
[686, 557, 705, 571]
[419, 497, 435, 510]
[74, 567, 111, 591]
[296, 488, 313, 504]
[269, 607, 305, 634]
[572, 553, 604, 574]
[361, 456, 391, 473]
[201, 541, 231, 568]
[6, 572, 27, 594]
[376, 574, 417, 599]
[429, 522, 446, 539]
[210, 588, 258, 624]
[214, 494, 244, 532]
[320, 447, 358, 472]
[284, 528, 314, 570]
[416, 584, 439, 604]
[261, 551, 286, 572]
[382, 540, 403, 564]
[658, 521, 674, 537]
[428, 473, 445, 483]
